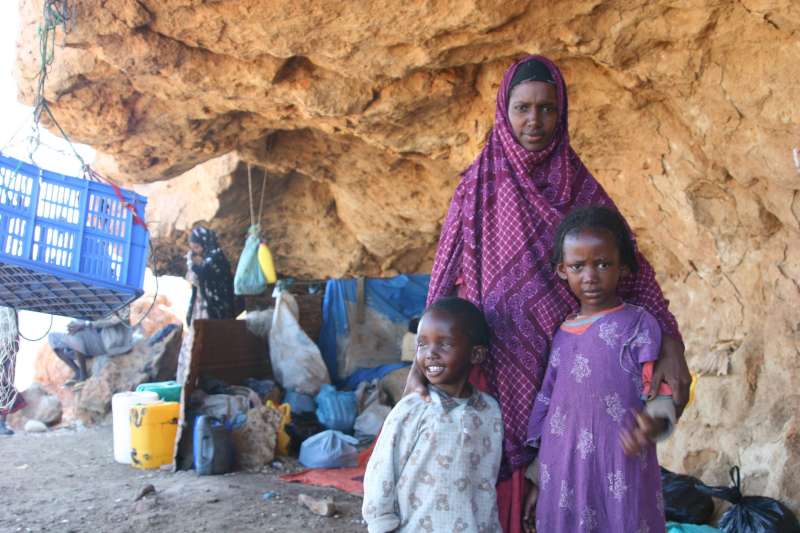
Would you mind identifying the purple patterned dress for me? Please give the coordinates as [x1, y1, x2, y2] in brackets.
[527, 304, 666, 533]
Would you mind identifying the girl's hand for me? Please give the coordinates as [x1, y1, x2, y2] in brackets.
[650, 335, 691, 418]
[620, 411, 667, 456]
[522, 481, 539, 533]
[402, 360, 430, 402]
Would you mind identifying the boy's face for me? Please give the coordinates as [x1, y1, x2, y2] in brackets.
[416, 310, 483, 397]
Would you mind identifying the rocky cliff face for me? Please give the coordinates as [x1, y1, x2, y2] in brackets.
[16, 0, 800, 508]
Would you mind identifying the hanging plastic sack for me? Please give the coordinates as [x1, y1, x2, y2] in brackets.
[269, 289, 330, 395]
[661, 467, 715, 524]
[315, 384, 357, 433]
[258, 242, 278, 284]
[234, 225, 267, 295]
[298, 429, 359, 469]
[697, 466, 800, 533]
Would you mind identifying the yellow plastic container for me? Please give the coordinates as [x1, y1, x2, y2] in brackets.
[266, 401, 291, 456]
[258, 242, 278, 284]
[129, 401, 180, 469]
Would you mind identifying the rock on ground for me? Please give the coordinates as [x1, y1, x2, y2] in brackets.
[8, 382, 62, 428]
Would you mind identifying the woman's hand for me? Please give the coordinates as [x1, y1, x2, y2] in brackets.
[522, 481, 539, 533]
[67, 321, 86, 335]
[620, 411, 667, 456]
[650, 335, 691, 418]
[402, 361, 430, 401]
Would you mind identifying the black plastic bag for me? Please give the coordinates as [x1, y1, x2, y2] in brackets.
[697, 466, 800, 533]
[661, 467, 715, 524]
[285, 412, 326, 454]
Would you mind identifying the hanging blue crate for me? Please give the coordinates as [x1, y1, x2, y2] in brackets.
[0, 154, 149, 320]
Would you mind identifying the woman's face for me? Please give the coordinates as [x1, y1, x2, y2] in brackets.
[189, 241, 203, 255]
[507, 81, 559, 152]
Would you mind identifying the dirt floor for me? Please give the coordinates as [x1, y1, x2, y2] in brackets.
[0, 425, 367, 533]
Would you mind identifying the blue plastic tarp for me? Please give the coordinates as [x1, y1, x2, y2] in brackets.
[319, 274, 429, 382]
[343, 362, 412, 390]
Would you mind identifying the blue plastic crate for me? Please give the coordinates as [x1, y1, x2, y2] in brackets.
[0, 154, 149, 320]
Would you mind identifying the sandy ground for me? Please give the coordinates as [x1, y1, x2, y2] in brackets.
[0, 425, 367, 533]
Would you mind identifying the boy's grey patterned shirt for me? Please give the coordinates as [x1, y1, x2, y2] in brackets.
[362, 386, 504, 533]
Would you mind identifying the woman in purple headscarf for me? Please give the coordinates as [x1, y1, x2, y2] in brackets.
[406, 56, 691, 532]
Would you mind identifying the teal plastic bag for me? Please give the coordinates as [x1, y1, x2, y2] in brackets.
[234, 225, 267, 295]
[668, 523, 723, 532]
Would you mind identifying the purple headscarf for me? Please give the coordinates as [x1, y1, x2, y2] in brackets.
[427, 55, 680, 475]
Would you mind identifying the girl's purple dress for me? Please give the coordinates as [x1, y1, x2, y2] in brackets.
[527, 304, 666, 533]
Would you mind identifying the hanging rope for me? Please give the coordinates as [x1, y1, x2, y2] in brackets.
[17, 313, 55, 342]
[246, 164, 267, 228]
[14, 0, 158, 327]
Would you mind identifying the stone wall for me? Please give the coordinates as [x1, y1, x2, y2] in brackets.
[15, 0, 800, 508]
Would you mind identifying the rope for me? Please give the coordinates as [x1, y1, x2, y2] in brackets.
[112, 236, 160, 330]
[246, 163, 267, 228]
[247, 163, 255, 227]
[22, 0, 156, 328]
[16, 313, 54, 342]
[257, 166, 267, 223]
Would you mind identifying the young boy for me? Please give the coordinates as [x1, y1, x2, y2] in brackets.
[362, 297, 503, 533]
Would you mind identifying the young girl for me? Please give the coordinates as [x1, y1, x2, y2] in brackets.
[523, 206, 676, 533]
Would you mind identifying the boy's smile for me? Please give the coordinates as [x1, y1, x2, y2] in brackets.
[415, 309, 479, 398]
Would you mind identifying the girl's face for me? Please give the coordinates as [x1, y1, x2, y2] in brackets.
[557, 228, 628, 315]
[507, 81, 559, 152]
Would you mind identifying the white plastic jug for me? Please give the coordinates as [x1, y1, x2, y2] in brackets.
[112, 391, 159, 464]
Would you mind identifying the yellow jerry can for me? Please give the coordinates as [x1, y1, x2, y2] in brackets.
[129, 401, 180, 469]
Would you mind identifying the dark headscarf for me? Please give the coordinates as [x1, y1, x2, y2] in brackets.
[427, 55, 681, 476]
[187, 226, 237, 324]
[507, 58, 554, 100]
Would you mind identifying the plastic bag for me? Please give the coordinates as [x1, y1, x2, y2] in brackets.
[298, 429, 359, 469]
[697, 466, 800, 533]
[199, 394, 250, 423]
[234, 225, 267, 295]
[283, 388, 317, 414]
[315, 384, 358, 433]
[353, 402, 391, 438]
[313, 385, 354, 431]
[258, 242, 278, 284]
[667, 523, 723, 532]
[661, 467, 715, 524]
[269, 289, 330, 395]
[286, 412, 326, 454]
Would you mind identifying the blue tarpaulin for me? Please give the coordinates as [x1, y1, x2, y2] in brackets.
[319, 274, 429, 383]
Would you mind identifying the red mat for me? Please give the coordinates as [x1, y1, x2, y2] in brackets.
[280, 466, 365, 495]
[281, 435, 377, 495]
